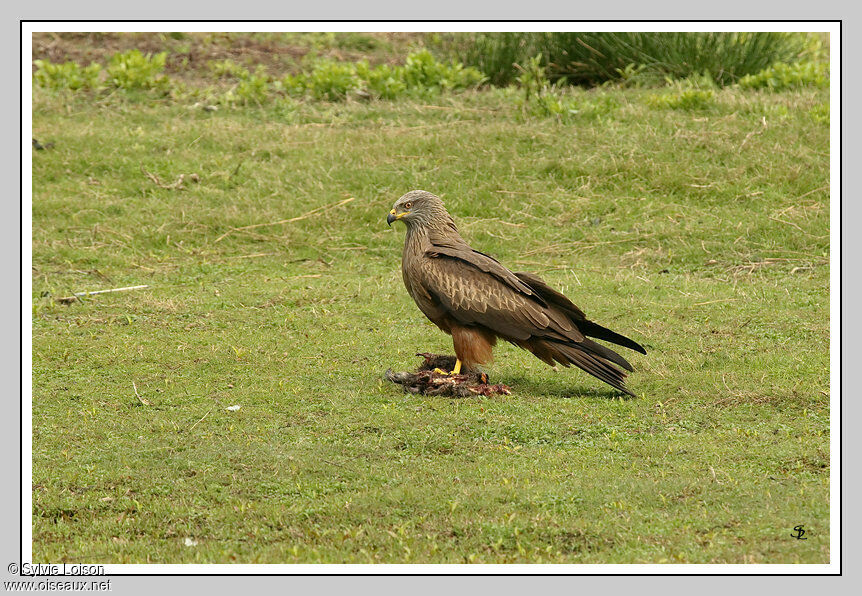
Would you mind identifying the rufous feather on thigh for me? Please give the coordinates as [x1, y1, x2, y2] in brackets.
[451, 325, 497, 368]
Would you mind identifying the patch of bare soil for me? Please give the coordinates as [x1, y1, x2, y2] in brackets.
[31, 32, 421, 81]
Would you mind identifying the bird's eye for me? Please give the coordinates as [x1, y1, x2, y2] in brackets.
[404, 202, 412, 209]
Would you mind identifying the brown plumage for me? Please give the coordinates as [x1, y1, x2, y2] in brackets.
[387, 190, 646, 397]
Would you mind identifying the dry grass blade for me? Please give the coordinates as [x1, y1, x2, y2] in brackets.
[132, 381, 152, 406]
[738, 116, 768, 151]
[214, 197, 355, 243]
[56, 284, 150, 304]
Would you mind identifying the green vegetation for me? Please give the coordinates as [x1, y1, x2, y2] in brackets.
[32, 60, 102, 91]
[738, 61, 830, 91]
[34, 50, 170, 93]
[281, 50, 484, 101]
[31, 33, 829, 564]
[105, 50, 169, 91]
[645, 88, 715, 111]
[33, 48, 484, 105]
[437, 32, 817, 87]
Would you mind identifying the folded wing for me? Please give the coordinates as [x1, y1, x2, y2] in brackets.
[417, 241, 645, 396]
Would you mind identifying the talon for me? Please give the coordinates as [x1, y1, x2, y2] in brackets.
[431, 360, 463, 376]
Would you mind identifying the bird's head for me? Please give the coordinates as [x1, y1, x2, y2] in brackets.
[387, 190, 448, 228]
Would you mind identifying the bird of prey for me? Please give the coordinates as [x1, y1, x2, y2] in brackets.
[387, 190, 646, 397]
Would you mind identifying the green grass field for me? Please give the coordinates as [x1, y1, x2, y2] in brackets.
[30, 37, 830, 564]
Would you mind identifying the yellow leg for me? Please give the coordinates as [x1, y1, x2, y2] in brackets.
[432, 359, 463, 376]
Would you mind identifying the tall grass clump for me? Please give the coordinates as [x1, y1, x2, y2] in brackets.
[441, 32, 809, 87]
[443, 32, 534, 87]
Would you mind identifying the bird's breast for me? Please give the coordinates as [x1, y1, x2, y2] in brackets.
[401, 231, 444, 322]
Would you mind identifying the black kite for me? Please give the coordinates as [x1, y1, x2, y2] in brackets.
[387, 190, 646, 396]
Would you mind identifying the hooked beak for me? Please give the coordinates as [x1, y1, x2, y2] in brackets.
[386, 208, 400, 226]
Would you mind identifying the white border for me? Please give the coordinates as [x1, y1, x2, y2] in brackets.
[100, 563, 836, 574]
[829, 20, 840, 577]
[28, 22, 835, 33]
[23, 20, 840, 575]
[22, 22, 33, 565]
